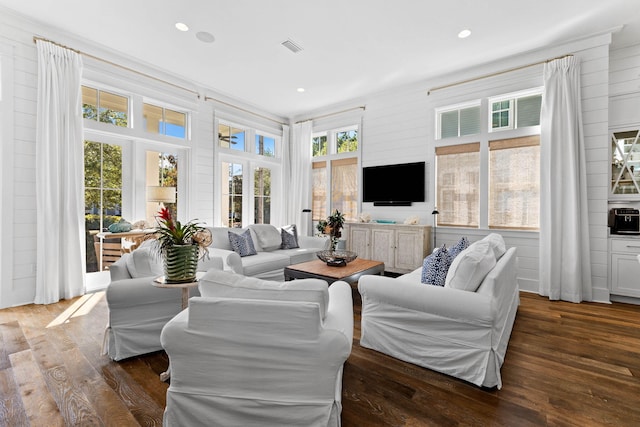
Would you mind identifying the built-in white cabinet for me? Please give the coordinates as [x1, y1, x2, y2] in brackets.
[609, 237, 640, 298]
[344, 222, 431, 274]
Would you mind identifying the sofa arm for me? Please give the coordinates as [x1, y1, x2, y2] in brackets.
[298, 235, 329, 250]
[324, 281, 354, 350]
[358, 275, 493, 325]
[109, 255, 132, 281]
[206, 248, 243, 274]
[197, 255, 223, 273]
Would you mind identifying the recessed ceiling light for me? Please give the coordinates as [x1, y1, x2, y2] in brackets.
[458, 29, 471, 39]
[196, 31, 215, 43]
[175, 22, 189, 32]
[297, 88, 305, 93]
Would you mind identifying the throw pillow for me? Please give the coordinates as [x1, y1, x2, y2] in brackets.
[281, 224, 299, 249]
[228, 229, 257, 257]
[482, 233, 507, 259]
[449, 236, 469, 260]
[420, 244, 451, 287]
[248, 224, 281, 251]
[445, 240, 496, 292]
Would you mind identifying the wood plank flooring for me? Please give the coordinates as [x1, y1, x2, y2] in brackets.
[1, 290, 639, 426]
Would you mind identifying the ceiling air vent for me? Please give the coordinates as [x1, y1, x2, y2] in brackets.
[281, 38, 303, 53]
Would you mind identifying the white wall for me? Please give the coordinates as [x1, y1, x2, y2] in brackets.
[0, 9, 285, 308]
[302, 34, 613, 300]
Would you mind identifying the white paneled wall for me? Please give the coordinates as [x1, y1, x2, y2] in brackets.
[342, 35, 612, 299]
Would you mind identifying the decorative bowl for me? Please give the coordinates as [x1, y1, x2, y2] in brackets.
[316, 250, 358, 267]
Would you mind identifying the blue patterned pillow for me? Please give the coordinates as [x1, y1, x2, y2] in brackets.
[449, 237, 469, 260]
[228, 229, 257, 257]
[421, 244, 451, 286]
[281, 224, 299, 249]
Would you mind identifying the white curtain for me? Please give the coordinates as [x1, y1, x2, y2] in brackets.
[539, 56, 592, 302]
[35, 40, 85, 304]
[285, 121, 313, 236]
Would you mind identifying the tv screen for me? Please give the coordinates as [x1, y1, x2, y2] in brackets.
[362, 162, 425, 206]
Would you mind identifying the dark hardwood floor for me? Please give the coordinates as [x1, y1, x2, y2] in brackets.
[1, 289, 639, 426]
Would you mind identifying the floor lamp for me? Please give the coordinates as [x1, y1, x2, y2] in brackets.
[431, 207, 439, 250]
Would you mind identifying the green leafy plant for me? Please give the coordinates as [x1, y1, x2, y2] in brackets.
[326, 209, 346, 250]
[151, 207, 210, 259]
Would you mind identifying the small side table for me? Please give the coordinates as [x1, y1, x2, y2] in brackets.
[152, 272, 205, 382]
[152, 272, 205, 310]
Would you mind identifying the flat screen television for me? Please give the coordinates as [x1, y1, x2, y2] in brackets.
[362, 161, 425, 206]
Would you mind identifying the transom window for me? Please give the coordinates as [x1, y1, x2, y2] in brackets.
[489, 90, 542, 132]
[436, 102, 481, 139]
[143, 103, 187, 138]
[82, 86, 128, 127]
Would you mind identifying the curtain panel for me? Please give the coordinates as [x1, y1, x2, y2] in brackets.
[539, 56, 592, 302]
[286, 121, 313, 236]
[35, 40, 85, 304]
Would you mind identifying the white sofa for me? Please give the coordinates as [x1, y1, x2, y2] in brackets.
[358, 233, 519, 389]
[161, 269, 353, 426]
[104, 241, 223, 361]
[206, 224, 328, 281]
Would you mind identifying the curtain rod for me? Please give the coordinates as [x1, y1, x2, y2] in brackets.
[295, 105, 366, 124]
[204, 95, 287, 126]
[427, 54, 573, 95]
[33, 36, 201, 98]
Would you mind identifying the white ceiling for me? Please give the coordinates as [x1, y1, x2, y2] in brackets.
[2, 0, 640, 118]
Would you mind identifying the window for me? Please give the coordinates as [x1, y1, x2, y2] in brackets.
[489, 91, 542, 132]
[435, 89, 541, 230]
[222, 162, 243, 227]
[256, 134, 275, 157]
[312, 162, 327, 221]
[311, 125, 359, 222]
[143, 103, 187, 138]
[84, 140, 122, 272]
[254, 167, 271, 223]
[146, 151, 179, 222]
[436, 102, 481, 139]
[312, 135, 327, 157]
[435, 143, 480, 227]
[489, 136, 540, 229]
[218, 123, 246, 151]
[217, 120, 282, 227]
[82, 86, 128, 127]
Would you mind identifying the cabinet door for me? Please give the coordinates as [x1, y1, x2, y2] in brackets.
[394, 229, 423, 271]
[611, 129, 640, 198]
[611, 253, 640, 297]
[371, 228, 395, 268]
[348, 227, 371, 259]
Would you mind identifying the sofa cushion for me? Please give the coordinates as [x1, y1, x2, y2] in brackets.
[199, 269, 330, 319]
[241, 251, 290, 276]
[249, 224, 282, 251]
[445, 240, 496, 292]
[481, 233, 506, 259]
[421, 245, 451, 287]
[125, 241, 163, 278]
[280, 224, 299, 249]
[449, 236, 469, 260]
[228, 229, 257, 257]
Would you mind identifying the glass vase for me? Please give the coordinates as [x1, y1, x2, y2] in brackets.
[164, 244, 199, 283]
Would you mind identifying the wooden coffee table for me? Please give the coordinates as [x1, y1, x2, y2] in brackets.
[284, 258, 384, 284]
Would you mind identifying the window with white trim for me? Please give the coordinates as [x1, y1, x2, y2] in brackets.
[436, 101, 481, 139]
[312, 125, 359, 222]
[435, 88, 541, 230]
[217, 120, 281, 227]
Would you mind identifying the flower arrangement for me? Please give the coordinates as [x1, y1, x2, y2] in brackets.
[316, 209, 346, 251]
[151, 207, 211, 260]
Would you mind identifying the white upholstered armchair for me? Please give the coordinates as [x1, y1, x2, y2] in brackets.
[160, 270, 354, 426]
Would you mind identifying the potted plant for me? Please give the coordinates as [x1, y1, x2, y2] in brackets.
[151, 207, 210, 283]
[326, 209, 345, 251]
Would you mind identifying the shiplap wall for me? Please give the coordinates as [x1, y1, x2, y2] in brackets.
[331, 34, 613, 299]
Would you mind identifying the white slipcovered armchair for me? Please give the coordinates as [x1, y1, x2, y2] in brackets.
[160, 270, 354, 426]
[104, 241, 223, 361]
